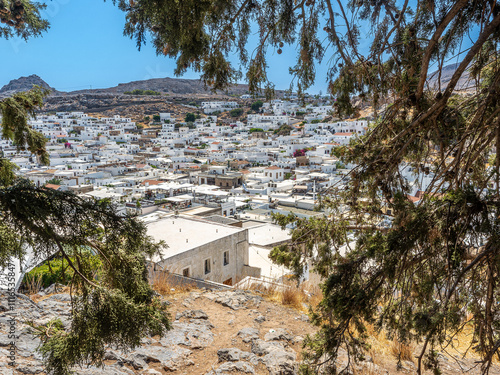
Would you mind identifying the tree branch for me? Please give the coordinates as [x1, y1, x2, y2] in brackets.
[415, 0, 469, 101]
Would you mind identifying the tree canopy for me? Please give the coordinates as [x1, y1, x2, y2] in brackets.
[184, 112, 196, 122]
[0, 0, 48, 40]
[251, 100, 264, 112]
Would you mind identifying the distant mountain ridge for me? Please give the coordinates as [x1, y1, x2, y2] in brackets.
[427, 63, 473, 91]
[1, 63, 472, 99]
[70, 77, 252, 96]
[0, 75, 253, 97]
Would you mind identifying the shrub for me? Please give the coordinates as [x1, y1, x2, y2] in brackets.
[293, 149, 306, 157]
[150, 269, 194, 296]
[23, 255, 100, 289]
[124, 89, 161, 96]
[230, 108, 244, 117]
[249, 128, 264, 133]
[251, 100, 263, 112]
[390, 338, 414, 362]
[185, 112, 196, 122]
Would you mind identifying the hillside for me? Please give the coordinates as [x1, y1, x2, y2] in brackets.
[69, 77, 251, 96]
[1, 287, 499, 375]
[0, 74, 263, 117]
[0, 74, 58, 96]
[427, 63, 474, 91]
[0, 75, 255, 98]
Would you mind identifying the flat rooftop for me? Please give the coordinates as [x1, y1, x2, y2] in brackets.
[144, 214, 244, 261]
[248, 224, 291, 247]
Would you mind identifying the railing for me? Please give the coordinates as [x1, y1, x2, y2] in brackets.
[233, 276, 290, 291]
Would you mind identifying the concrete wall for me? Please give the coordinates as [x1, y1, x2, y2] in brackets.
[157, 230, 249, 285]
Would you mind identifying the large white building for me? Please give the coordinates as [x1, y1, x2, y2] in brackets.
[201, 101, 239, 114]
[146, 214, 259, 285]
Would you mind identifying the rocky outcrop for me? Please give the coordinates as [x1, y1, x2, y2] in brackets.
[0, 289, 304, 375]
[0, 75, 56, 96]
[2, 287, 490, 375]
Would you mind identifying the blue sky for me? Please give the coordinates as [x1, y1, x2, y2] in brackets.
[0, 1, 473, 94]
[0, 0, 333, 93]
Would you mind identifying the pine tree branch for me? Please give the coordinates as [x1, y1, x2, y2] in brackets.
[415, 0, 470, 101]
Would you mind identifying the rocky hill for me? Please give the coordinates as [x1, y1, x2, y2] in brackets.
[0, 75, 58, 97]
[0, 74, 261, 116]
[0, 75, 253, 98]
[427, 63, 474, 91]
[1, 287, 499, 375]
[70, 77, 251, 96]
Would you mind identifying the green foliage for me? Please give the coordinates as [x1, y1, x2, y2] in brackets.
[152, 114, 161, 122]
[124, 89, 161, 95]
[0, 86, 49, 165]
[45, 178, 62, 186]
[35, 288, 169, 375]
[230, 108, 244, 117]
[273, 124, 293, 136]
[23, 254, 101, 289]
[0, 0, 49, 40]
[184, 112, 196, 122]
[249, 128, 264, 133]
[251, 100, 264, 112]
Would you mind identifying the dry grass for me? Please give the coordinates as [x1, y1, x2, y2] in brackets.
[24, 273, 43, 296]
[29, 285, 72, 303]
[351, 363, 379, 375]
[150, 269, 195, 296]
[280, 286, 303, 309]
[390, 337, 414, 363]
[362, 323, 415, 365]
[305, 284, 323, 308]
[241, 278, 322, 312]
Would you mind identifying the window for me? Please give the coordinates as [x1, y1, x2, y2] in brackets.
[204, 258, 211, 274]
[223, 251, 229, 266]
[182, 267, 190, 277]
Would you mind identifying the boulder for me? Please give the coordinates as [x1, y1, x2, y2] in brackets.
[264, 328, 294, 342]
[175, 309, 209, 320]
[237, 327, 260, 343]
[207, 361, 255, 374]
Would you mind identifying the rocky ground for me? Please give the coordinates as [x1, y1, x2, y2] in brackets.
[1, 288, 499, 375]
